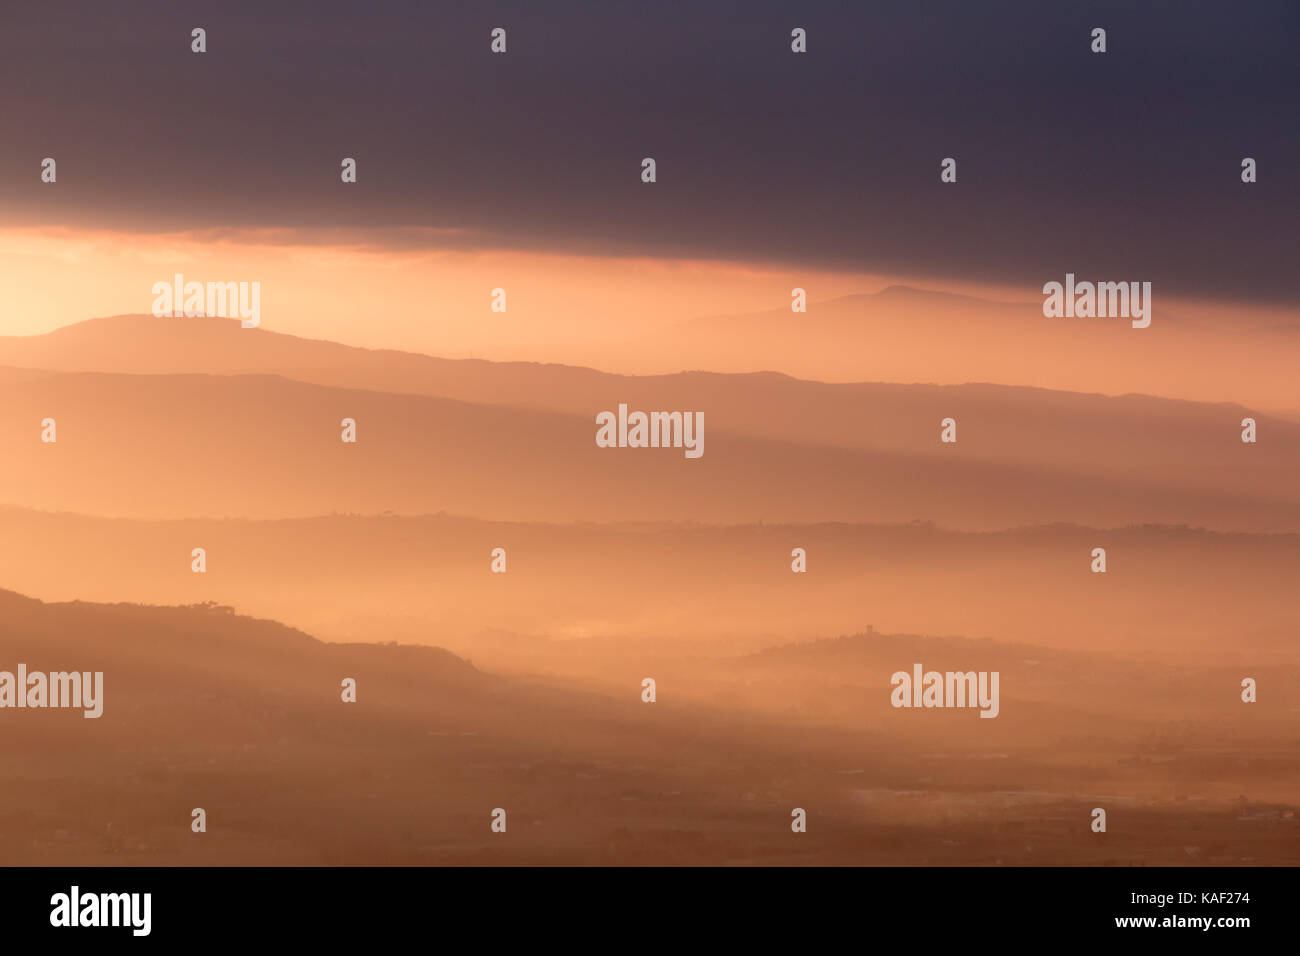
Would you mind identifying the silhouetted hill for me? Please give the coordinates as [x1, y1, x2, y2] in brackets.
[672, 285, 1300, 411]
[2, 587, 1295, 866]
[1, 315, 1296, 504]
[2, 368, 1296, 531]
[1, 507, 1295, 663]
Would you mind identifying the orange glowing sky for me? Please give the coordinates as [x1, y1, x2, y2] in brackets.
[0, 223, 1008, 350]
[8, 224, 1295, 358]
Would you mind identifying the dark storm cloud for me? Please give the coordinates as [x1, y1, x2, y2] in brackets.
[2, 0, 1297, 302]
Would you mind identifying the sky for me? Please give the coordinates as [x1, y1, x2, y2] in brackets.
[1, 0, 1297, 347]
